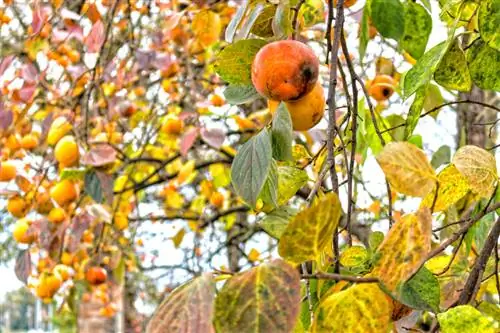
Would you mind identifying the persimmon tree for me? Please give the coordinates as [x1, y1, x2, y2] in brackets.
[0, 0, 499, 332]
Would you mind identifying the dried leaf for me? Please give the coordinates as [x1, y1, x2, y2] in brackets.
[452, 145, 498, 198]
[376, 142, 436, 197]
[312, 283, 393, 332]
[15, 250, 31, 284]
[278, 193, 342, 264]
[147, 273, 215, 333]
[371, 208, 432, 291]
[214, 259, 300, 333]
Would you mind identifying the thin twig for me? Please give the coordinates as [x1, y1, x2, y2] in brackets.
[301, 272, 379, 283]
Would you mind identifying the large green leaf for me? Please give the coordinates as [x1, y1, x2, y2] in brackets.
[399, 266, 440, 312]
[467, 40, 500, 91]
[437, 305, 497, 333]
[401, 2, 432, 59]
[231, 128, 273, 206]
[278, 193, 342, 264]
[215, 39, 267, 85]
[271, 103, 293, 161]
[371, 0, 405, 41]
[147, 273, 215, 333]
[224, 84, 260, 105]
[479, 0, 500, 51]
[235, 3, 266, 41]
[404, 42, 447, 98]
[214, 259, 301, 333]
[434, 39, 472, 92]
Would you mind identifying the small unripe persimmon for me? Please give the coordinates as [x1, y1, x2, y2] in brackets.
[252, 40, 319, 101]
[268, 82, 325, 131]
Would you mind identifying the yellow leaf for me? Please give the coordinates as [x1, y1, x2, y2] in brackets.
[24, 37, 48, 60]
[312, 283, 393, 333]
[367, 200, 381, 216]
[339, 246, 369, 268]
[278, 192, 342, 264]
[376, 142, 436, 197]
[371, 207, 432, 291]
[177, 160, 196, 185]
[192, 10, 222, 47]
[452, 145, 498, 198]
[165, 187, 184, 209]
[209, 163, 230, 188]
[247, 248, 260, 262]
[420, 164, 470, 212]
[171, 228, 186, 248]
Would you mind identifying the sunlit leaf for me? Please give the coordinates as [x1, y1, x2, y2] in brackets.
[81, 145, 116, 167]
[437, 305, 497, 333]
[85, 20, 105, 53]
[312, 283, 393, 333]
[339, 246, 369, 268]
[359, 5, 370, 61]
[452, 145, 498, 198]
[251, 4, 275, 38]
[401, 2, 432, 59]
[147, 273, 215, 333]
[214, 259, 300, 333]
[479, 0, 500, 52]
[420, 164, 470, 212]
[225, 0, 250, 43]
[236, 3, 265, 41]
[278, 193, 342, 264]
[376, 142, 436, 197]
[434, 39, 472, 92]
[272, 1, 292, 38]
[371, 208, 432, 291]
[371, 0, 405, 41]
[215, 39, 267, 85]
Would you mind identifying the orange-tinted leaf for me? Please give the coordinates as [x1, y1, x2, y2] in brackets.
[214, 259, 300, 333]
[371, 208, 432, 292]
[312, 283, 393, 333]
[147, 273, 215, 333]
[81, 145, 116, 166]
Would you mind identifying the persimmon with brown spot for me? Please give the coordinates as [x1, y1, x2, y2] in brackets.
[252, 40, 319, 101]
[268, 82, 325, 131]
[368, 75, 396, 102]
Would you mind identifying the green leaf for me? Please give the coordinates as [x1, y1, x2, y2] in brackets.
[224, 84, 260, 105]
[420, 0, 432, 12]
[272, 1, 293, 38]
[423, 83, 444, 116]
[85, 171, 103, 203]
[437, 305, 497, 333]
[431, 145, 451, 169]
[408, 134, 423, 148]
[236, 2, 266, 41]
[231, 128, 273, 206]
[60, 168, 87, 181]
[278, 193, 342, 264]
[404, 42, 447, 98]
[385, 114, 405, 141]
[359, 4, 371, 61]
[467, 40, 500, 91]
[251, 4, 275, 37]
[214, 259, 301, 333]
[215, 39, 267, 85]
[435, 39, 472, 92]
[147, 273, 215, 333]
[259, 159, 279, 209]
[479, 0, 500, 52]
[404, 84, 427, 139]
[401, 2, 432, 59]
[339, 246, 370, 268]
[225, 1, 250, 43]
[277, 165, 309, 205]
[371, 0, 405, 41]
[399, 266, 440, 312]
[260, 206, 298, 239]
[369, 231, 385, 251]
[271, 103, 293, 161]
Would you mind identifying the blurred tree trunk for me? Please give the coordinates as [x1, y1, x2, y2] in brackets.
[78, 283, 123, 333]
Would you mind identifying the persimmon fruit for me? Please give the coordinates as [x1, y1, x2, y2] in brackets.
[86, 266, 107, 285]
[48, 207, 67, 224]
[162, 118, 184, 135]
[0, 160, 16, 181]
[210, 191, 224, 208]
[7, 195, 30, 218]
[268, 82, 325, 131]
[36, 273, 62, 299]
[368, 75, 396, 102]
[50, 179, 78, 206]
[252, 40, 319, 101]
[54, 135, 79, 167]
[13, 218, 35, 244]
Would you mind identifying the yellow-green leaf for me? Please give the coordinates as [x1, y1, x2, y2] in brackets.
[437, 305, 497, 333]
[420, 164, 470, 212]
[146, 273, 215, 333]
[214, 259, 301, 333]
[371, 208, 432, 291]
[312, 283, 393, 333]
[277, 165, 309, 205]
[376, 142, 436, 197]
[171, 228, 186, 248]
[339, 246, 370, 268]
[452, 145, 498, 198]
[278, 193, 342, 264]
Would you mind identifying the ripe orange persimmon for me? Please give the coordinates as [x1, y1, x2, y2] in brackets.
[36, 273, 62, 299]
[54, 135, 79, 167]
[252, 40, 319, 101]
[7, 195, 30, 218]
[48, 207, 67, 224]
[368, 75, 396, 102]
[61, 252, 74, 266]
[13, 218, 35, 244]
[0, 160, 16, 181]
[113, 212, 129, 231]
[50, 179, 78, 206]
[35, 189, 54, 214]
[20, 134, 39, 150]
[268, 82, 325, 131]
[86, 266, 107, 285]
[162, 118, 184, 135]
[210, 191, 224, 208]
[210, 94, 225, 107]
